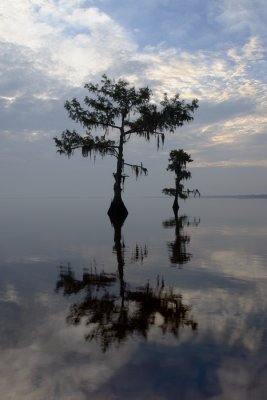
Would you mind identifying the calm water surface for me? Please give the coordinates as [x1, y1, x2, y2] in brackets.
[0, 196, 266, 399]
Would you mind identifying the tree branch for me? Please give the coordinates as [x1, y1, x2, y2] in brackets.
[123, 161, 148, 178]
[54, 130, 119, 158]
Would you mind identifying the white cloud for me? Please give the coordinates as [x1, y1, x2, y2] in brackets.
[0, 0, 267, 175]
[139, 36, 266, 102]
[213, 0, 267, 38]
[0, 0, 137, 86]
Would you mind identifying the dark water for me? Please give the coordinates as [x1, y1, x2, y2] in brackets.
[0, 196, 266, 399]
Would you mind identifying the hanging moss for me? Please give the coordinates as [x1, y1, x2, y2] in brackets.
[54, 75, 198, 215]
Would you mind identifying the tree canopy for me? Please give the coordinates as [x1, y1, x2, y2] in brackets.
[163, 149, 199, 212]
[54, 75, 198, 217]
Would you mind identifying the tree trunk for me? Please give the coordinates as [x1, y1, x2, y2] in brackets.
[172, 177, 179, 213]
[108, 130, 128, 219]
[172, 197, 179, 213]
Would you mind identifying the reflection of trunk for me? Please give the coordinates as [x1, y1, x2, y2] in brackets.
[163, 212, 191, 265]
[108, 131, 128, 219]
[109, 210, 127, 300]
[56, 213, 198, 352]
[112, 217, 125, 298]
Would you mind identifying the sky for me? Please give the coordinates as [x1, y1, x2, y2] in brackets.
[1, 0, 267, 197]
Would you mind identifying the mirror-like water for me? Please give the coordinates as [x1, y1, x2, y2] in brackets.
[0, 196, 266, 399]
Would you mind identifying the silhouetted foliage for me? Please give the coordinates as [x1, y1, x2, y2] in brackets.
[162, 149, 200, 212]
[56, 216, 197, 352]
[56, 267, 197, 352]
[54, 75, 198, 217]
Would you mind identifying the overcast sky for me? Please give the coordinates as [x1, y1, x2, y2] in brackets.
[1, 0, 267, 197]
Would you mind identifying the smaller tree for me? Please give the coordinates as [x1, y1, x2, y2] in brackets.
[54, 75, 198, 219]
[162, 149, 199, 213]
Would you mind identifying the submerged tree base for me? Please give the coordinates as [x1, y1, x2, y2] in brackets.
[107, 198, 128, 224]
[172, 200, 179, 214]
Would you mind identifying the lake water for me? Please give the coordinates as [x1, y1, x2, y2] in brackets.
[0, 196, 266, 399]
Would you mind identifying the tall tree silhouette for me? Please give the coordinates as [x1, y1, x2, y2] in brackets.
[54, 75, 198, 218]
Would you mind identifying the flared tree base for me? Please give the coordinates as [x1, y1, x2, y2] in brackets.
[107, 198, 128, 226]
[172, 199, 179, 214]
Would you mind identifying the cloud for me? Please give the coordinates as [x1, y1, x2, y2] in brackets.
[0, 0, 137, 86]
[0, 0, 267, 189]
[139, 36, 266, 101]
[213, 0, 267, 38]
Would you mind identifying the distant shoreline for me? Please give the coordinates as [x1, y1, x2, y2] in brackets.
[203, 194, 267, 199]
[0, 194, 266, 200]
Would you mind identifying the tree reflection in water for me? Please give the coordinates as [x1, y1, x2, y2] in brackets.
[56, 216, 197, 352]
[163, 212, 200, 266]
